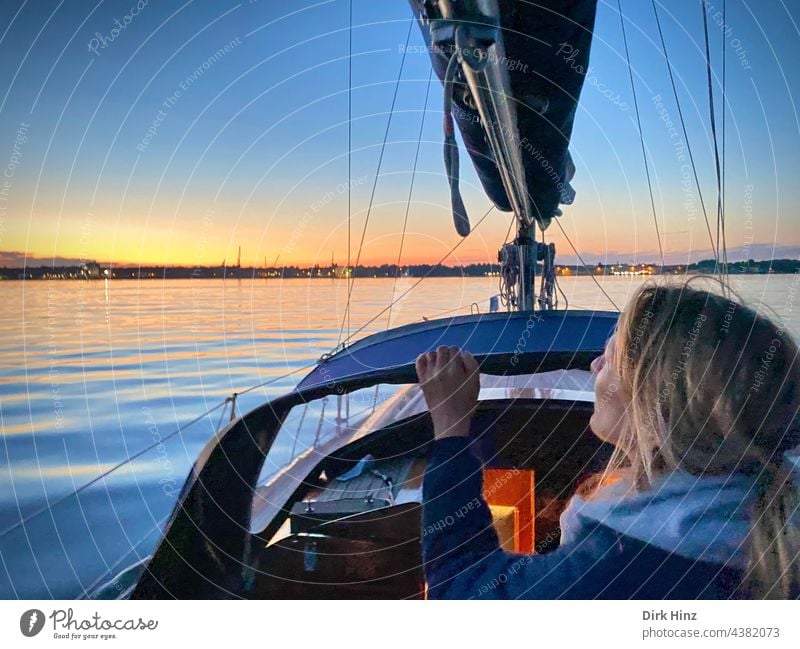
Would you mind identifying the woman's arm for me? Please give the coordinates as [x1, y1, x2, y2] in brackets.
[416, 347, 614, 599]
[422, 435, 503, 597]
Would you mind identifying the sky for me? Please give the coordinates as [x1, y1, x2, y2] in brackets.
[0, 0, 798, 268]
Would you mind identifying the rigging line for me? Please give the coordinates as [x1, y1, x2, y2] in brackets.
[539, 225, 548, 307]
[289, 402, 310, 459]
[701, 0, 725, 280]
[0, 400, 228, 539]
[235, 362, 317, 397]
[347, 0, 353, 340]
[617, 0, 665, 270]
[3, 362, 314, 541]
[651, 0, 719, 263]
[555, 272, 570, 310]
[336, 18, 416, 348]
[721, 0, 729, 279]
[552, 217, 620, 311]
[214, 399, 229, 432]
[385, 67, 434, 330]
[706, 9, 721, 264]
[337, 205, 497, 349]
[503, 212, 515, 244]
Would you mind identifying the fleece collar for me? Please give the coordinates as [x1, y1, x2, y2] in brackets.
[559, 470, 762, 569]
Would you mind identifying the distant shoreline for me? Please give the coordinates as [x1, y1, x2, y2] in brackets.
[2, 258, 798, 280]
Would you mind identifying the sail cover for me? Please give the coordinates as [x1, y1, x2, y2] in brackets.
[409, 0, 597, 230]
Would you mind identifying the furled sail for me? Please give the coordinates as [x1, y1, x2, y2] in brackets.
[409, 0, 597, 233]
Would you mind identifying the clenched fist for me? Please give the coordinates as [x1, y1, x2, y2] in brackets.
[415, 346, 480, 440]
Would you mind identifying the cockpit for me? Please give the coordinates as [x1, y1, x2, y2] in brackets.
[245, 370, 612, 598]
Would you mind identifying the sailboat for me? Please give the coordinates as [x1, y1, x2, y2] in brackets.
[93, 0, 728, 598]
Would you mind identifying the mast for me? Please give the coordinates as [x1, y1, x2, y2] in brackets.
[413, 0, 595, 312]
[433, 0, 538, 310]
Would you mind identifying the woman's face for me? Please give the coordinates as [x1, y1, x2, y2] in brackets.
[589, 334, 631, 448]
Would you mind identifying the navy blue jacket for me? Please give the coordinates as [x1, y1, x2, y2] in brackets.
[422, 437, 754, 599]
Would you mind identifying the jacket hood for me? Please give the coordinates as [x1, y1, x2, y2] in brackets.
[560, 455, 800, 570]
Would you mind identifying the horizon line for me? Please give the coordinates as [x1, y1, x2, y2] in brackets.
[4, 257, 798, 270]
[2, 243, 799, 269]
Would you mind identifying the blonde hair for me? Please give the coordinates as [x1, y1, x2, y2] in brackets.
[605, 277, 800, 598]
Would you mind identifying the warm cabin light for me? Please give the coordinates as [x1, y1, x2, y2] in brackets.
[483, 469, 535, 553]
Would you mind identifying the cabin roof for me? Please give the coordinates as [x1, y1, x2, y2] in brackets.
[297, 310, 618, 391]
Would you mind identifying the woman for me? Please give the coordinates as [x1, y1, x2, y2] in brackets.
[416, 280, 800, 598]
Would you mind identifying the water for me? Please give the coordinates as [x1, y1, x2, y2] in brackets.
[1, 274, 798, 598]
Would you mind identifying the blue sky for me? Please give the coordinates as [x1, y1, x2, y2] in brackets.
[0, 0, 798, 267]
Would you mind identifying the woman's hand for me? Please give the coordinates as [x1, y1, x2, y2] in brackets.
[415, 346, 480, 439]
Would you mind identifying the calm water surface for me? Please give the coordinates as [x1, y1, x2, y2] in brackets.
[1, 274, 798, 597]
